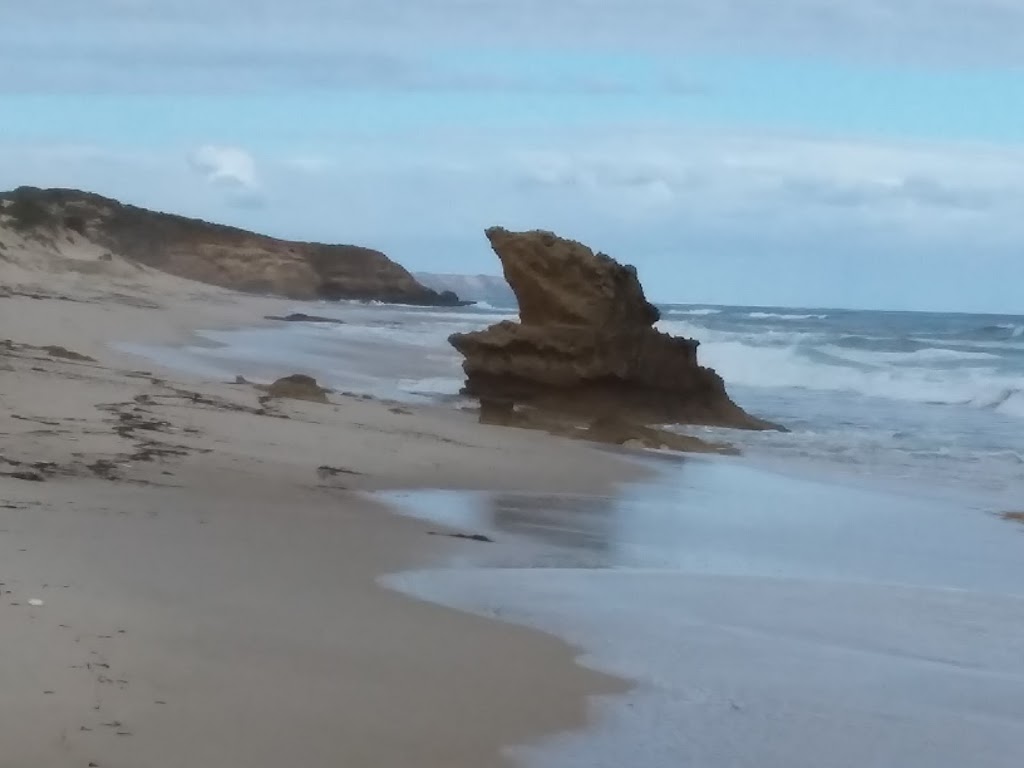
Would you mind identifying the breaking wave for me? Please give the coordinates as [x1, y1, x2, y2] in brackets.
[660, 318, 1024, 419]
[747, 312, 828, 321]
[664, 308, 722, 317]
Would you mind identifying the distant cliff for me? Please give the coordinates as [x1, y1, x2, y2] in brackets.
[415, 272, 516, 307]
[0, 187, 463, 306]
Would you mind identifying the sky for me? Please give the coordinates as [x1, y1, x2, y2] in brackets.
[2, 1, 1024, 312]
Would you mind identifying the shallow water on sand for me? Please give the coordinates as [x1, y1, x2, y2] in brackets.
[382, 456, 1024, 768]
[383, 456, 1024, 591]
[115, 298, 1024, 510]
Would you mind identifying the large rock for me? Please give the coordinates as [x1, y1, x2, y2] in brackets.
[449, 228, 777, 430]
[266, 374, 329, 403]
[0, 187, 464, 306]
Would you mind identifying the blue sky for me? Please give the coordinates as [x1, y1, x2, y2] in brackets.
[3, 1, 1024, 312]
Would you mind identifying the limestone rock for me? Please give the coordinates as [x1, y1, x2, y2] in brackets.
[450, 228, 779, 431]
[484, 227, 659, 328]
[267, 374, 329, 404]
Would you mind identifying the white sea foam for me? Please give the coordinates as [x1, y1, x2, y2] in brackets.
[674, 339, 1024, 418]
[324, 321, 456, 347]
[972, 323, 1024, 340]
[665, 308, 721, 317]
[820, 345, 1000, 366]
[747, 311, 828, 320]
[654, 317, 1024, 419]
[389, 308, 513, 324]
[397, 376, 464, 397]
[979, 389, 1024, 419]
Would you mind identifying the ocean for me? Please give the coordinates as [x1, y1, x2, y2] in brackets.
[119, 298, 1024, 767]
[121, 299, 1024, 511]
[660, 304, 1024, 509]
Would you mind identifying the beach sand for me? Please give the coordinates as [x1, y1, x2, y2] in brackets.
[1, 231, 643, 767]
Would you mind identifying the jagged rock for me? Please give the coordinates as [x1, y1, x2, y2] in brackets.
[0, 186, 463, 306]
[450, 227, 779, 431]
[267, 374, 329, 404]
[485, 227, 660, 328]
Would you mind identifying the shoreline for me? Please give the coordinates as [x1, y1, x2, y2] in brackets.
[1, 269, 647, 767]
[380, 456, 1024, 768]
[112, 295, 1024, 517]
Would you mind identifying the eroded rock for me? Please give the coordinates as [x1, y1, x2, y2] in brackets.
[267, 374, 329, 403]
[450, 228, 779, 432]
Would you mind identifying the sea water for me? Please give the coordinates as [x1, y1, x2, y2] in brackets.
[656, 305, 1024, 509]
[382, 460, 1024, 768]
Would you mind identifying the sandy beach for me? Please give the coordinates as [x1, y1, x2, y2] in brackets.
[1, 233, 643, 767]
[6, 205, 1024, 768]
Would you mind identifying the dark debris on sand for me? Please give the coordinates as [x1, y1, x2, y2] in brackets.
[427, 531, 495, 543]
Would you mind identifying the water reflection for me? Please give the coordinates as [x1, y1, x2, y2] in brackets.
[383, 456, 1024, 594]
[488, 493, 616, 557]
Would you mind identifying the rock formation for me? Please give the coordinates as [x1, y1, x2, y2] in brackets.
[450, 227, 778, 431]
[266, 374, 329, 403]
[0, 187, 464, 306]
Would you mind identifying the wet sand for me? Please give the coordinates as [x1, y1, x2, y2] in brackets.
[386, 460, 1024, 768]
[1, 234, 643, 767]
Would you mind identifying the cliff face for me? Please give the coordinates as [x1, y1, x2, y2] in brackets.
[415, 272, 517, 307]
[449, 227, 779, 430]
[0, 187, 462, 306]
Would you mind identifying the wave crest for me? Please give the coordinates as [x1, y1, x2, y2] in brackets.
[659, 318, 1024, 419]
[747, 312, 828, 321]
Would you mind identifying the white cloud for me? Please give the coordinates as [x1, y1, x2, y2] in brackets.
[9, 129, 1024, 236]
[511, 133, 1024, 226]
[187, 145, 266, 208]
[188, 145, 259, 190]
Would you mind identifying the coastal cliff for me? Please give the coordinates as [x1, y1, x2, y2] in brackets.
[415, 272, 517, 307]
[0, 187, 462, 306]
